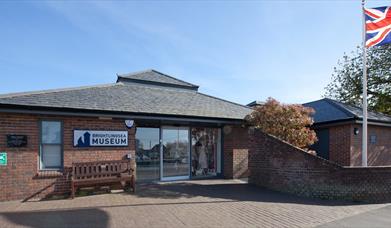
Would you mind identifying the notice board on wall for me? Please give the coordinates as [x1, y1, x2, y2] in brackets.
[7, 135, 27, 147]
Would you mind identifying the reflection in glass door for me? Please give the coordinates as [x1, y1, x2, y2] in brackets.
[161, 127, 190, 181]
[135, 127, 160, 181]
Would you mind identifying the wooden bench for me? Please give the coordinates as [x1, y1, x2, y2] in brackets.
[71, 160, 135, 199]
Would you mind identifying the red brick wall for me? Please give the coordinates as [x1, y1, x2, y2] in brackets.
[223, 125, 249, 179]
[328, 125, 352, 166]
[350, 124, 391, 166]
[318, 123, 391, 167]
[0, 113, 135, 202]
[249, 129, 391, 203]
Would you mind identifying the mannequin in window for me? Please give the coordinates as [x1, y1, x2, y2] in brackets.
[198, 138, 208, 175]
[192, 141, 201, 176]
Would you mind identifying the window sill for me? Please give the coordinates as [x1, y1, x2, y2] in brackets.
[36, 170, 64, 179]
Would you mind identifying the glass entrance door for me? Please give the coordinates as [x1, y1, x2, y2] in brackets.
[135, 127, 160, 181]
[161, 127, 190, 181]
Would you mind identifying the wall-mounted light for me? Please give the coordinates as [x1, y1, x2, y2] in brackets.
[354, 128, 359, 135]
[125, 120, 134, 128]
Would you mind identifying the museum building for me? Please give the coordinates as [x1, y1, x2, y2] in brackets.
[0, 69, 252, 201]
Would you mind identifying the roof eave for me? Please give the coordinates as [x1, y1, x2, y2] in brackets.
[313, 116, 391, 128]
[354, 117, 391, 126]
[312, 118, 356, 128]
[0, 103, 245, 124]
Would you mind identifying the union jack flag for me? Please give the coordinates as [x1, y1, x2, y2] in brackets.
[365, 6, 391, 47]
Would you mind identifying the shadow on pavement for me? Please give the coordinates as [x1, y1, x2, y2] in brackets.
[1, 208, 109, 228]
[130, 181, 372, 206]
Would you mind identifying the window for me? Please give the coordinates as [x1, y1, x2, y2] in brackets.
[370, 135, 377, 144]
[191, 128, 221, 178]
[40, 121, 62, 170]
[135, 127, 160, 181]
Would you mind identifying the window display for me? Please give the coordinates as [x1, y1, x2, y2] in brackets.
[191, 128, 219, 177]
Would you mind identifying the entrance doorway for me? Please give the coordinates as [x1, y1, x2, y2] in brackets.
[161, 127, 190, 181]
[135, 126, 220, 182]
[135, 127, 160, 181]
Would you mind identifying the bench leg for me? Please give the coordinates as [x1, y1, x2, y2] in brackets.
[122, 177, 135, 193]
[71, 182, 75, 199]
[131, 176, 136, 193]
[123, 179, 134, 193]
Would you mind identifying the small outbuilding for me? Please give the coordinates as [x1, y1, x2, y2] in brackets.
[304, 98, 391, 166]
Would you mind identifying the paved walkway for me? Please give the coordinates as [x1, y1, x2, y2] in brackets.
[0, 179, 389, 228]
[318, 205, 391, 228]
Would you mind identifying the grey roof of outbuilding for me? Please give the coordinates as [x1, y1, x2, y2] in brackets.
[0, 70, 251, 120]
[303, 98, 391, 124]
[246, 100, 265, 108]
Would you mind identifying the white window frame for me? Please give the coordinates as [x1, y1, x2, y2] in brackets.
[39, 120, 63, 170]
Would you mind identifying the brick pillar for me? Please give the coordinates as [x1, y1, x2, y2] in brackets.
[223, 125, 249, 179]
[328, 125, 352, 166]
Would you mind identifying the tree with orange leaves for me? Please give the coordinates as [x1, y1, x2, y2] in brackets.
[246, 98, 317, 149]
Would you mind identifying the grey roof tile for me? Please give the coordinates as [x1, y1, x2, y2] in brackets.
[303, 98, 391, 124]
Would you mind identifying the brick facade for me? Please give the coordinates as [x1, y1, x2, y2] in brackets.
[249, 129, 391, 202]
[328, 124, 351, 166]
[0, 112, 245, 202]
[324, 123, 391, 167]
[223, 125, 249, 179]
[0, 113, 136, 202]
[350, 124, 391, 166]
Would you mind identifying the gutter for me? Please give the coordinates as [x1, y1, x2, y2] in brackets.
[312, 117, 391, 128]
[0, 104, 245, 125]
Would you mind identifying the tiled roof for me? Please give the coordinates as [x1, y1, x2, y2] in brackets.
[246, 100, 265, 108]
[303, 98, 391, 124]
[0, 70, 251, 120]
[117, 69, 199, 89]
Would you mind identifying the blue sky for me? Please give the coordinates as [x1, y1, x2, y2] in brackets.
[0, 1, 389, 105]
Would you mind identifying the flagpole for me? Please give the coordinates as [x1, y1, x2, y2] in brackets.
[362, 0, 368, 167]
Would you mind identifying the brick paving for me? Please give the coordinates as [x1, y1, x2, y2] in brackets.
[0, 179, 389, 228]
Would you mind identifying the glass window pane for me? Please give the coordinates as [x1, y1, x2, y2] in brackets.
[135, 128, 160, 181]
[41, 144, 62, 168]
[162, 128, 189, 178]
[191, 128, 219, 177]
[42, 121, 61, 144]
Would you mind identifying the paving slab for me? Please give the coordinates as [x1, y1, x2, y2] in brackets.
[317, 205, 391, 228]
[0, 179, 389, 228]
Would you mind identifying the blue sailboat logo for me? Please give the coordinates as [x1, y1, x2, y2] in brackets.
[76, 132, 91, 147]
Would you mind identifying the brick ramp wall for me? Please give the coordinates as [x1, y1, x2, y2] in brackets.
[249, 129, 391, 203]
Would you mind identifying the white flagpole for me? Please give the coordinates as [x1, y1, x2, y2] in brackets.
[362, 0, 368, 167]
